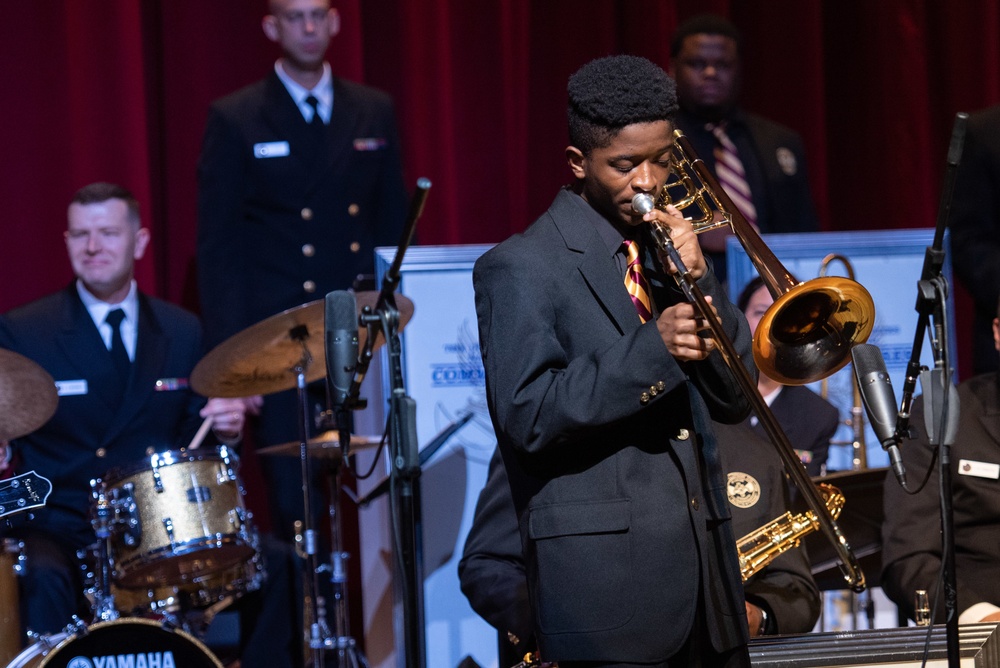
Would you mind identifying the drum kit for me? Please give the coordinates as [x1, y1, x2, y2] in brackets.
[0, 292, 414, 667]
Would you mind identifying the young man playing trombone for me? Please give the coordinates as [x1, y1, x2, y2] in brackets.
[473, 55, 755, 667]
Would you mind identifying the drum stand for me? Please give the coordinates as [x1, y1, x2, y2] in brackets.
[288, 334, 368, 668]
[89, 480, 122, 623]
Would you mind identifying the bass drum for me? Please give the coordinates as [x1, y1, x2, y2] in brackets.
[6, 618, 222, 668]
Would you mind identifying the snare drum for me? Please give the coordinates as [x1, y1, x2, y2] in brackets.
[0, 538, 25, 665]
[99, 446, 256, 589]
[6, 618, 222, 668]
[113, 548, 264, 619]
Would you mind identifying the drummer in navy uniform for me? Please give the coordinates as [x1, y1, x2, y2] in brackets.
[0, 182, 246, 638]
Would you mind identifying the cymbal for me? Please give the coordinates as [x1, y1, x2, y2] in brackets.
[190, 292, 414, 397]
[257, 431, 382, 458]
[0, 349, 58, 441]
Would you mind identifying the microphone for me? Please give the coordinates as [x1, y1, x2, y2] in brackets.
[851, 343, 907, 488]
[325, 290, 359, 410]
[631, 193, 655, 215]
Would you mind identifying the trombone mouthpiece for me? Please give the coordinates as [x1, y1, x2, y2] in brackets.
[631, 193, 654, 214]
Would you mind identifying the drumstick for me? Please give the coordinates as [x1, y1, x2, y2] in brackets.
[186, 415, 214, 450]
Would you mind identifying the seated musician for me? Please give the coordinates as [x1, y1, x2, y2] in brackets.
[736, 277, 841, 476]
[0, 183, 246, 638]
[881, 295, 1000, 624]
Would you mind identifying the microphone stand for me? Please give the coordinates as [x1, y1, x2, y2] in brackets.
[344, 178, 431, 668]
[893, 112, 967, 668]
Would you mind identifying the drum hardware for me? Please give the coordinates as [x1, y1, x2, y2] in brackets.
[636, 131, 870, 592]
[190, 293, 414, 668]
[0, 538, 26, 666]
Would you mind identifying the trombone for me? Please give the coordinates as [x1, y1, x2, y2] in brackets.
[640, 130, 874, 592]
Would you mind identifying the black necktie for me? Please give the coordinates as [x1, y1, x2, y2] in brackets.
[105, 308, 130, 386]
[306, 94, 324, 128]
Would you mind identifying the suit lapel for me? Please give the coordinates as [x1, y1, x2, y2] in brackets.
[102, 295, 167, 445]
[549, 191, 639, 335]
[54, 288, 123, 412]
[259, 73, 319, 175]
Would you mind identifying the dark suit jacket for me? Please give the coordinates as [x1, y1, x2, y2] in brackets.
[950, 106, 1000, 374]
[459, 427, 820, 665]
[751, 385, 840, 477]
[197, 71, 408, 348]
[473, 188, 755, 663]
[0, 286, 206, 549]
[675, 108, 819, 237]
[881, 373, 1000, 622]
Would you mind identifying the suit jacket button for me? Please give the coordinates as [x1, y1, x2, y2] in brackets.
[348, 203, 360, 216]
[349, 242, 361, 253]
[677, 428, 690, 440]
[690, 497, 699, 510]
[656, 381, 666, 392]
[640, 392, 650, 405]
[303, 280, 317, 293]
[95, 448, 107, 458]
[649, 385, 658, 396]
[301, 207, 314, 220]
[301, 244, 315, 257]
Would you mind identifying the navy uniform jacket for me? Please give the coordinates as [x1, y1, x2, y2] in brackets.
[882, 373, 1000, 622]
[197, 71, 408, 348]
[473, 188, 755, 663]
[0, 286, 206, 549]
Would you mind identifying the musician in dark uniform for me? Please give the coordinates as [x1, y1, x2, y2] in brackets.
[669, 14, 820, 284]
[0, 182, 245, 638]
[473, 54, 755, 667]
[881, 296, 1000, 624]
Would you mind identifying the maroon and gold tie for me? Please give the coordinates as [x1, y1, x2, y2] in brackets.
[623, 239, 653, 323]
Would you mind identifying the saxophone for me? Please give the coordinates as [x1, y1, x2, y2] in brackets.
[737, 482, 844, 582]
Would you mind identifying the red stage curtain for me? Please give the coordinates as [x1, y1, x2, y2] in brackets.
[2, 0, 999, 373]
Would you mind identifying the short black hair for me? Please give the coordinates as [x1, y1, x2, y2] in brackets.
[71, 182, 141, 227]
[670, 14, 742, 58]
[567, 55, 678, 154]
[736, 275, 766, 313]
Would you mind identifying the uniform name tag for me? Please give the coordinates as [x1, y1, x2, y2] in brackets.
[253, 141, 290, 158]
[56, 379, 88, 396]
[958, 459, 1000, 480]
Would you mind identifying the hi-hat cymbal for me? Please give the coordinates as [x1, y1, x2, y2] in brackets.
[0, 349, 58, 441]
[257, 431, 382, 459]
[190, 292, 414, 398]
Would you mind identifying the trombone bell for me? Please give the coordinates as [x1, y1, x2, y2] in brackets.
[658, 131, 875, 384]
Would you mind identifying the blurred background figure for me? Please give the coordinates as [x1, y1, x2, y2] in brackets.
[669, 14, 820, 283]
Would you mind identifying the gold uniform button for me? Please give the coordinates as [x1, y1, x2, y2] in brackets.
[303, 280, 317, 293]
[640, 392, 650, 405]
[347, 203, 360, 216]
[95, 448, 107, 458]
[349, 242, 361, 253]
[677, 428, 690, 441]
[691, 497, 700, 510]
[301, 207, 314, 220]
[656, 381, 666, 392]
[649, 385, 659, 397]
[302, 244, 315, 257]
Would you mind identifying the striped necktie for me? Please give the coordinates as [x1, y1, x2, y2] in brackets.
[707, 122, 758, 227]
[623, 240, 653, 323]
